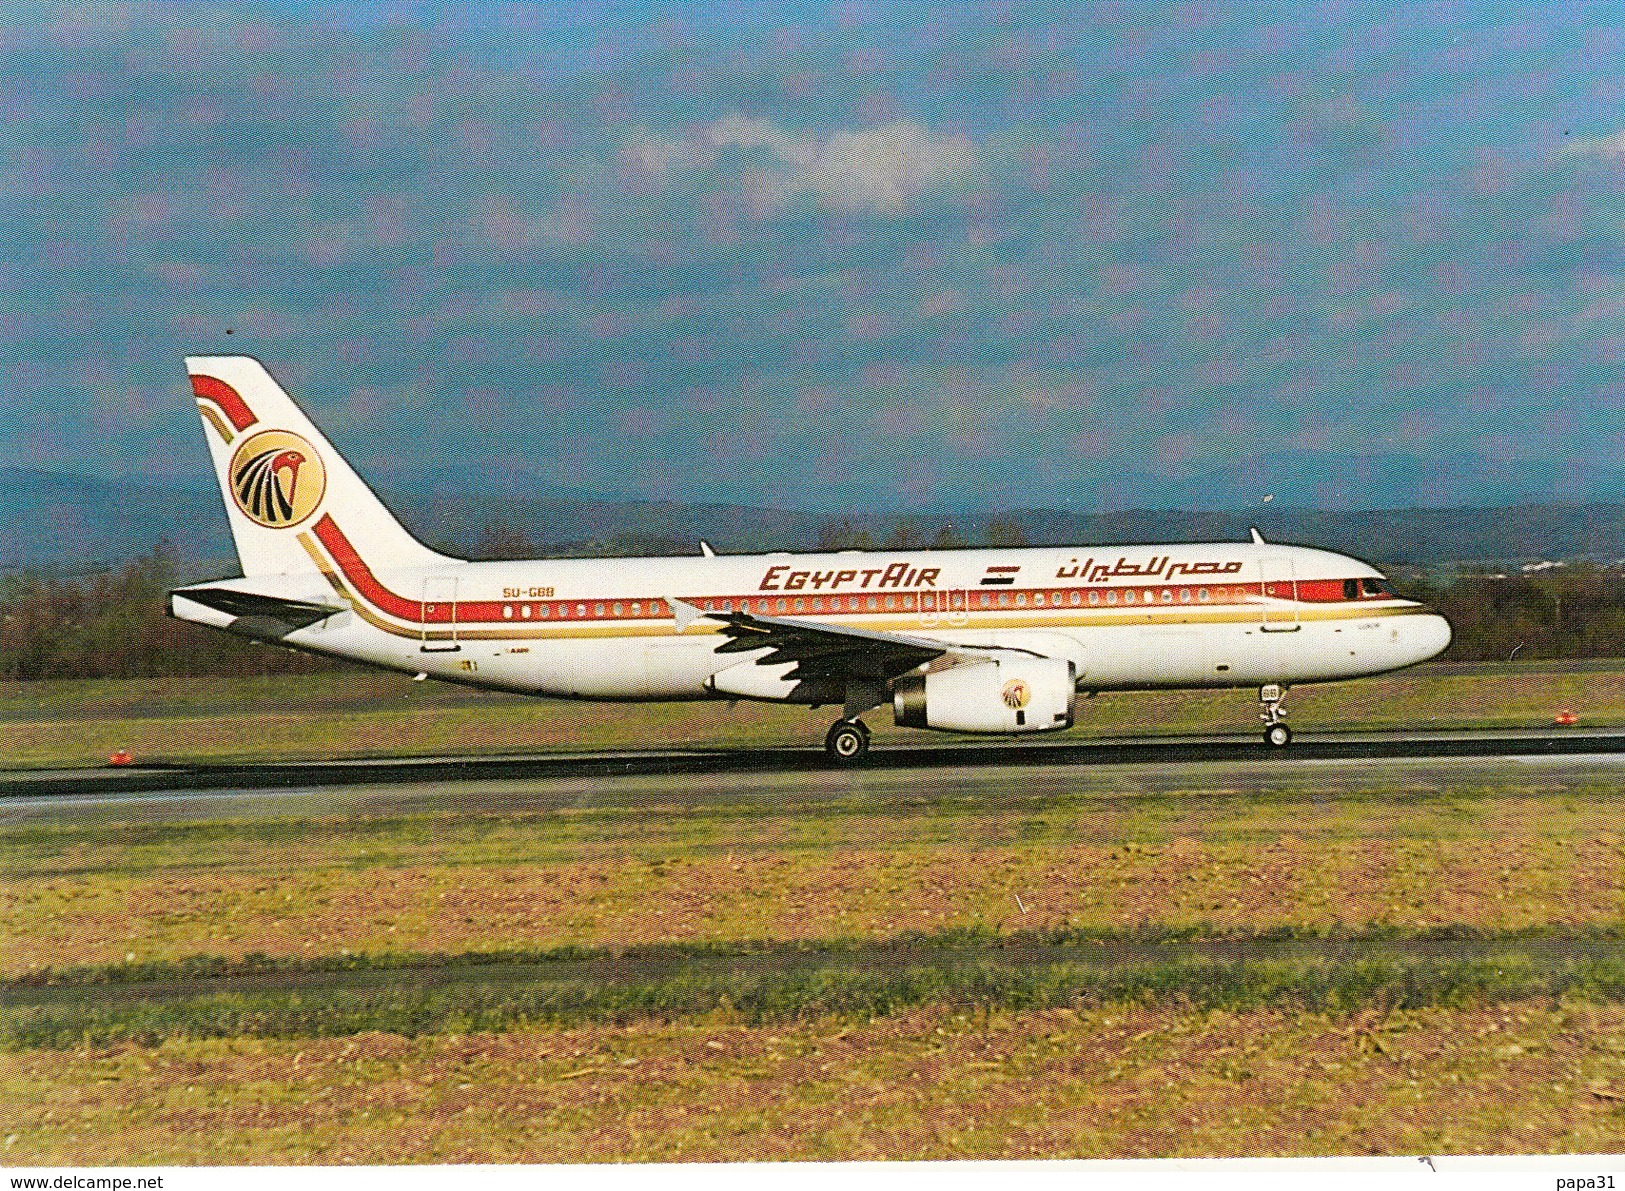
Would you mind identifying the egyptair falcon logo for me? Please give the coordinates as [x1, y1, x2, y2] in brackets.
[228, 429, 326, 528]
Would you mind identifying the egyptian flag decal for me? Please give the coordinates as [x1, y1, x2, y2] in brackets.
[228, 429, 327, 529]
[980, 565, 1019, 586]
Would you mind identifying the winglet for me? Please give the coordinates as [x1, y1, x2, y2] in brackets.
[670, 596, 706, 631]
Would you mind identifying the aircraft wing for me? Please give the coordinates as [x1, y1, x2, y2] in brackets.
[704, 606, 950, 684]
[674, 596, 1046, 716]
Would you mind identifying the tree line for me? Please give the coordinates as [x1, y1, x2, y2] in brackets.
[0, 545, 331, 682]
[1409, 568, 1625, 663]
[5, 542, 1625, 682]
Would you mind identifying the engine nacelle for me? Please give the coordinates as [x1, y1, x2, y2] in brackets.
[893, 656, 1076, 734]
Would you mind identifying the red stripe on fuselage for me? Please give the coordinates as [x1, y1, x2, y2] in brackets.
[313, 515, 422, 622]
[309, 513, 1395, 630]
[312, 514, 511, 626]
[190, 375, 259, 432]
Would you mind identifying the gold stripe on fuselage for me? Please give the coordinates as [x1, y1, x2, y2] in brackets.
[298, 530, 440, 639]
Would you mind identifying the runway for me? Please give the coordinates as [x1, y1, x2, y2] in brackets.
[6, 727, 1625, 825]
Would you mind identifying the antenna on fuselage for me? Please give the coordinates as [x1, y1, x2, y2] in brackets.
[700, 541, 716, 557]
[1250, 527, 1266, 544]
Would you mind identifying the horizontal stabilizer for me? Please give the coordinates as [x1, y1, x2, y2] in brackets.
[169, 586, 347, 641]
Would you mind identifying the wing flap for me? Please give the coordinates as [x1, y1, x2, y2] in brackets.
[676, 598, 950, 689]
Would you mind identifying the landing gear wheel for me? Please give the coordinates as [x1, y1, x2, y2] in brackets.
[1258, 683, 1291, 749]
[825, 719, 870, 764]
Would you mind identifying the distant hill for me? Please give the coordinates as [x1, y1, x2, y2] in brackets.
[1091, 450, 1625, 518]
[7, 466, 1625, 573]
[1, 468, 235, 573]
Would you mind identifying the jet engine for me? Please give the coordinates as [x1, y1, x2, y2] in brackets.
[893, 656, 1075, 734]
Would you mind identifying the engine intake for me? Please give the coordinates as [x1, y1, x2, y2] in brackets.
[893, 656, 1076, 734]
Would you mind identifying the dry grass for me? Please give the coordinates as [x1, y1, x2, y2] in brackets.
[0, 691, 823, 770]
[6, 795, 1621, 977]
[6, 1001, 1624, 1163]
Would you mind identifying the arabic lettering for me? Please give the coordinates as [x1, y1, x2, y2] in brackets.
[1055, 556, 1245, 581]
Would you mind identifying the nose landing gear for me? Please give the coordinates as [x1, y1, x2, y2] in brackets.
[824, 718, 871, 763]
[1259, 684, 1292, 748]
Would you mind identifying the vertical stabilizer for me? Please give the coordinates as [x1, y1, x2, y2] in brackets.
[185, 356, 457, 578]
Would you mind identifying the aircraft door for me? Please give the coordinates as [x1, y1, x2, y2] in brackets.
[1258, 558, 1300, 632]
[420, 575, 462, 652]
[920, 587, 968, 629]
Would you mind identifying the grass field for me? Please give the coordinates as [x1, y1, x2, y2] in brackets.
[7, 1003, 1624, 1162]
[3, 666, 1624, 1161]
[5, 659, 1625, 769]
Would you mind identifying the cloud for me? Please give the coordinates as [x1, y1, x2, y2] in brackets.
[1557, 130, 1625, 163]
[620, 115, 979, 214]
[619, 126, 715, 181]
[471, 194, 595, 250]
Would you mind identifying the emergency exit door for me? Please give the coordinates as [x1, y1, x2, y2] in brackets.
[920, 588, 969, 627]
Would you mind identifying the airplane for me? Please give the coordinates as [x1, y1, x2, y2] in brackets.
[169, 356, 1454, 762]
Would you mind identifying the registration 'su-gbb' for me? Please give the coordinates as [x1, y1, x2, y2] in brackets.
[169, 357, 1454, 762]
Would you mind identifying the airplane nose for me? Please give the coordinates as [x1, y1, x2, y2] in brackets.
[1412, 611, 1453, 662]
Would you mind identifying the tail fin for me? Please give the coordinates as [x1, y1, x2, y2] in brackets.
[186, 356, 457, 577]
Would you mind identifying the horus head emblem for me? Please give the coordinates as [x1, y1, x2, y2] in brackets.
[229, 431, 325, 528]
[271, 449, 305, 490]
[1002, 679, 1032, 710]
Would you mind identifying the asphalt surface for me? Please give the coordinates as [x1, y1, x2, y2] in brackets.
[5, 727, 1625, 825]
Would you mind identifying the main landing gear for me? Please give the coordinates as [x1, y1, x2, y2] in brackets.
[824, 718, 871, 764]
[1259, 683, 1292, 748]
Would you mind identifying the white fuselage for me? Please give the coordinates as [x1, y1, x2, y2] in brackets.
[173, 354, 1455, 752]
[172, 532, 1453, 706]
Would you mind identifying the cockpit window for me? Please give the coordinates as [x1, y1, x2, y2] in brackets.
[1343, 579, 1359, 600]
[1362, 578, 1391, 597]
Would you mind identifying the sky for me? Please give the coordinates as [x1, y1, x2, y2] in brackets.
[7, 2, 1625, 512]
